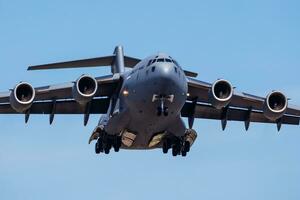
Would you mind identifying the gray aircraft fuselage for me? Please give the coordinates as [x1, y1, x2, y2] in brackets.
[103, 53, 188, 149]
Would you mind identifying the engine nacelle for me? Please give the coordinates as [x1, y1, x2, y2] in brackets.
[72, 75, 98, 104]
[10, 82, 35, 113]
[263, 91, 288, 120]
[209, 79, 233, 109]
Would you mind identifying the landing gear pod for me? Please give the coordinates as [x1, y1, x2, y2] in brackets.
[10, 82, 35, 113]
[72, 75, 98, 104]
[185, 129, 197, 147]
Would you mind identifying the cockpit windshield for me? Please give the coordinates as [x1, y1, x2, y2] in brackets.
[147, 57, 181, 68]
[147, 56, 181, 69]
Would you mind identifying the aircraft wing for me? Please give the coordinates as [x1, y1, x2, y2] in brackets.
[0, 74, 120, 124]
[183, 77, 300, 130]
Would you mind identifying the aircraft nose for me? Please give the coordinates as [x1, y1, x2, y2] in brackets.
[151, 63, 186, 95]
[155, 63, 177, 83]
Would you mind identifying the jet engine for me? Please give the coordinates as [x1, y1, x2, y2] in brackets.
[263, 91, 288, 120]
[209, 79, 233, 109]
[72, 75, 98, 104]
[10, 82, 35, 113]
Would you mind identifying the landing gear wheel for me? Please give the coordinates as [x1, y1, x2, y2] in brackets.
[95, 139, 103, 154]
[113, 137, 121, 152]
[104, 143, 111, 154]
[95, 143, 100, 154]
[163, 107, 169, 116]
[157, 107, 162, 116]
[183, 141, 190, 153]
[163, 142, 169, 154]
[172, 145, 179, 157]
[172, 147, 177, 156]
[113, 145, 119, 152]
[104, 147, 110, 154]
[181, 150, 187, 157]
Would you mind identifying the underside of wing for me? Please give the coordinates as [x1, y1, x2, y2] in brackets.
[182, 102, 299, 130]
[187, 77, 300, 116]
[184, 77, 300, 130]
[0, 74, 121, 125]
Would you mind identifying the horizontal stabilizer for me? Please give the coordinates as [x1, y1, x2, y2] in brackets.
[28, 56, 141, 71]
[28, 53, 198, 77]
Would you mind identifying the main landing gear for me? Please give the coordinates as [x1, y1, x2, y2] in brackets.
[95, 134, 122, 155]
[157, 106, 168, 116]
[162, 129, 197, 157]
[157, 98, 168, 116]
[162, 138, 190, 157]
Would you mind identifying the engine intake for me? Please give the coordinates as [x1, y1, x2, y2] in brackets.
[263, 91, 288, 120]
[209, 79, 233, 109]
[10, 82, 35, 113]
[73, 75, 98, 104]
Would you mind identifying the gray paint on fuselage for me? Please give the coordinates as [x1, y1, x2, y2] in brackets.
[104, 53, 188, 149]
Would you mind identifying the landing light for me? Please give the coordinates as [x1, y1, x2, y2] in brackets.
[123, 90, 129, 96]
[187, 93, 190, 97]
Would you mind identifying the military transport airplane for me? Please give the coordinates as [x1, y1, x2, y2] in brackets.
[0, 46, 299, 156]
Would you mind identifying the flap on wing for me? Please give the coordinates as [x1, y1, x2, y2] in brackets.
[0, 98, 110, 114]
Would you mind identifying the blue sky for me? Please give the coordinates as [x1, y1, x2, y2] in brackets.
[0, 0, 300, 199]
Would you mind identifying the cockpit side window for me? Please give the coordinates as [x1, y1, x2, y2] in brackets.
[165, 59, 172, 62]
[151, 66, 156, 72]
[173, 60, 180, 67]
[147, 60, 152, 66]
[151, 59, 156, 64]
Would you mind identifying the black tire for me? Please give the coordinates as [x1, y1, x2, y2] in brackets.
[114, 137, 122, 152]
[157, 107, 162, 116]
[104, 147, 110, 154]
[181, 150, 187, 157]
[163, 142, 168, 154]
[113, 143, 120, 152]
[104, 143, 111, 154]
[184, 141, 190, 153]
[95, 141, 101, 154]
[163, 107, 169, 116]
[172, 146, 178, 156]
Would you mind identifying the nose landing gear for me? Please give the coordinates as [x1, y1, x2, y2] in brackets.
[153, 94, 173, 117]
[157, 106, 168, 116]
